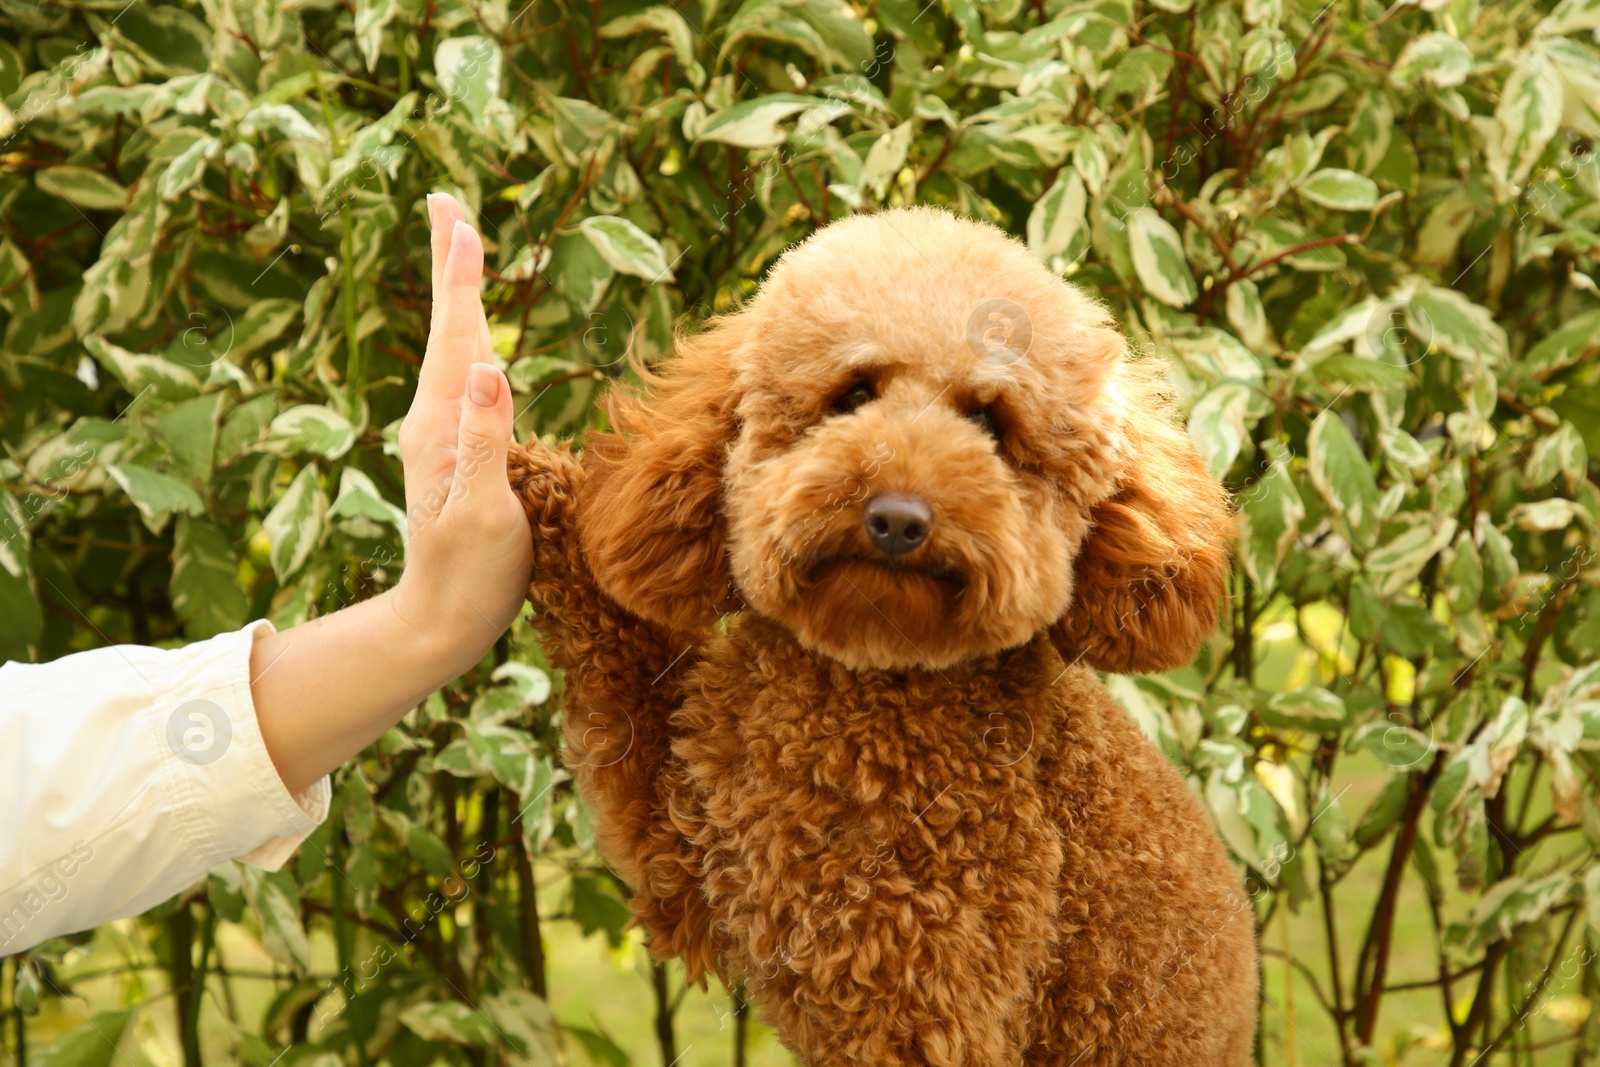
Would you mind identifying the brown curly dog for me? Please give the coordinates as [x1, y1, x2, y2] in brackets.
[508, 207, 1258, 1066]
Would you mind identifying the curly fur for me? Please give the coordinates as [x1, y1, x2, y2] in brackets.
[509, 207, 1257, 1065]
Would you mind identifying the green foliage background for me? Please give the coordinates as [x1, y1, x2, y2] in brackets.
[3, 0, 1600, 1062]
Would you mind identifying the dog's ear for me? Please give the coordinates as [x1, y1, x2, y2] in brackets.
[577, 320, 744, 632]
[1050, 385, 1233, 674]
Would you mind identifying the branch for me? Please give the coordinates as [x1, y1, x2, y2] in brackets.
[1354, 754, 1444, 1042]
[1239, 234, 1361, 280]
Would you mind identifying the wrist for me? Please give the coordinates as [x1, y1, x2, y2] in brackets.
[382, 581, 492, 684]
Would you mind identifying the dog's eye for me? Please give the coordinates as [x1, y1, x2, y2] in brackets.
[829, 381, 875, 416]
[969, 406, 1002, 438]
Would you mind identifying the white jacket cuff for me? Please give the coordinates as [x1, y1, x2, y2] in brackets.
[154, 619, 331, 871]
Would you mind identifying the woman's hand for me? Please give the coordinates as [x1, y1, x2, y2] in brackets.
[388, 195, 533, 664]
[250, 196, 532, 795]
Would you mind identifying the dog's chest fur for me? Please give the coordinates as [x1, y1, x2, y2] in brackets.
[664, 614, 1071, 1014]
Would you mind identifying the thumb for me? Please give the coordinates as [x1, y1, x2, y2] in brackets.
[453, 362, 513, 496]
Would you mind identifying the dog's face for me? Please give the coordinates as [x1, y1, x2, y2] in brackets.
[578, 208, 1231, 674]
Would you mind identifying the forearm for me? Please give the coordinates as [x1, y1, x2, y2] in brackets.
[250, 587, 489, 795]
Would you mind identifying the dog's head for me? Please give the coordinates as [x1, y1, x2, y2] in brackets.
[578, 208, 1231, 673]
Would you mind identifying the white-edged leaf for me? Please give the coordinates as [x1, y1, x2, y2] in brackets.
[435, 35, 502, 120]
[238, 103, 326, 142]
[328, 467, 408, 533]
[84, 335, 202, 400]
[695, 94, 817, 147]
[578, 216, 675, 282]
[354, 0, 398, 71]
[262, 464, 328, 581]
[1308, 410, 1379, 548]
[245, 869, 313, 973]
[268, 404, 357, 461]
[1127, 207, 1197, 307]
[1299, 168, 1379, 210]
[37, 165, 128, 211]
[106, 464, 205, 534]
[158, 135, 219, 201]
[172, 516, 249, 639]
[1188, 382, 1252, 478]
[1391, 32, 1473, 89]
[1027, 172, 1088, 265]
[1226, 278, 1270, 349]
[400, 1002, 501, 1046]
[1408, 284, 1508, 363]
[1240, 442, 1304, 591]
[1497, 51, 1563, 186]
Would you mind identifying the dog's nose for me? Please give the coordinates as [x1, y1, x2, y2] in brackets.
[864, 493, 933, 555]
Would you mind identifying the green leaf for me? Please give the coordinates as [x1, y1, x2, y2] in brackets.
[106, 464, 205, 534]
[1463, 873, 1574, 950]
[354, 0, 398, 71]
[1390, 32, 1473, 89]
[599, 6, 705, 87]
[247, 868, 312, 973]
[1307, 410, 1379, 548]
[1299, 168, 1379, 210]
[578, 216, 675, 282]
[1127, 207, 1197, 307]
[238, 103, 326, 142]
[208, 867, 247, 924]
[435, 36, 502, 120]
[1524, 308, 1600, 379]
[1312, 354, 1412, 392]
[1226, 278, 1269, 349]
[268, 404, 357, 461]
[491, 661, 552, 706]
[696, 94, 823, 147]
[40, 1010, 132, 1067]
[109, 3, 211, 75]
[159, 135, 219, 201]
[725, 0, 874, 71]
[1259, 687, 1347, 733]
[228, 299, 302, 361]
[173, 517, 250, 639]
[1187, 382, 1252, 478]
[1239, 443, 1304, 591]
[1407, 285, 1507, 363]
[1027, 172, 1088, 265]
[1354, 721, 1433, 769]
[1497, 51, 1563, 186]
[262, 464, 328, 581]
[328, 468, 407, 532]
[1364, 516, 1458, 597]
[405, 822, 456, 877]
[400, 1002, 501, 1047]
[85, 335, 202, 401]
[36, 166, 128, 211]
[1353, 775, 1411, 849]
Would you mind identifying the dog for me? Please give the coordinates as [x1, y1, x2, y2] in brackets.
[508, 206, 1258, 1065]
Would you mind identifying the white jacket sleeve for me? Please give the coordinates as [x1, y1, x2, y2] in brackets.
[0, 620, 330, 954]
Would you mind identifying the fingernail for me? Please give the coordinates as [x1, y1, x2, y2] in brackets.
[426, 193, 440, 228]
[451, 219, 473, 252]
[468, 363, 499, 407]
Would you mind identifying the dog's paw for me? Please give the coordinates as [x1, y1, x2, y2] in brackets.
[507, 439, 582, 533]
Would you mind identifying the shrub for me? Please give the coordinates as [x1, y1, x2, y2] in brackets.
[1, 0, 1598, 1063]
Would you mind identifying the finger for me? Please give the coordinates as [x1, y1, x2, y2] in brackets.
[418, 220, 485, 408]
[427, 193, 466, 298]
[478, 313, 496, 366]
[452, 362, 514, 505]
